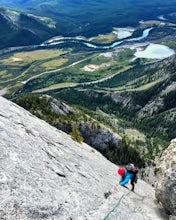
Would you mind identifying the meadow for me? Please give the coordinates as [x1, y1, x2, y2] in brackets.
[14, 47, 135, 93]
[0, 49, 69, 92]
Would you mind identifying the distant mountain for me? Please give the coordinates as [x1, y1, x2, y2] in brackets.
[0, 0, 176, 47]
[0, 7, 56, 49]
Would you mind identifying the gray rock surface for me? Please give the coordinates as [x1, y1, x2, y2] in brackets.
[155, 138, 176, 217]
[0, 96, 166, 220]
[44, 95, 77, 115]
[79, 122, 121, 150]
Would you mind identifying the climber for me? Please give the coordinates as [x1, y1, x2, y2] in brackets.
[117, 164, 138, 191]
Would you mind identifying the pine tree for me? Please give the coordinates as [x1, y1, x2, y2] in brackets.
[70, 124, 84, 143]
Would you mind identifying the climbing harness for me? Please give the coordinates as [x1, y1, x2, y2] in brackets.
[102, 190, 131, 220]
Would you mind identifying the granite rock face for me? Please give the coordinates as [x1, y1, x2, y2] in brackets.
[155, 139, 176, 216]
[79, 122, 121, 150]
[0, 96, 166, 220]
[45, 95, 77, 115]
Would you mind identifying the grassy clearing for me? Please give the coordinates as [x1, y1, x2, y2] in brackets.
[0, 48, 70, 92]
[0, 49, 66, 66]
[0, 70, 7, 76]
[0, 73, 13, 80]
[124, 128, 146, 142]
[104, 78, 162, 92]
[139, 20, 164, 27]
[0, 57, 24, 66]
[89, 33, 117, 44]
[41, 58, 68, 70]
[12, 49, 66, 62]
[33, 82, 77, 93]
[129, 79, 162, 91]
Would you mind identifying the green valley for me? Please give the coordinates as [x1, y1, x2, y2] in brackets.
[0, 0, 176, 167]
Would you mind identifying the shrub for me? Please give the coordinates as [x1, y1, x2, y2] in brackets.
[70, 124, 84, 143]
[154, 167, 160, 175]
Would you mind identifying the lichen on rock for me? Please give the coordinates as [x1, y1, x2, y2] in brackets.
[155, 138, 176, 217]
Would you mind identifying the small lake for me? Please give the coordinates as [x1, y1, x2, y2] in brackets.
[135, 43, 175, 59]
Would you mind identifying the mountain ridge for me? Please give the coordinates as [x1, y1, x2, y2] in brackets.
[0, 0, 176, 47]
[0, 7, 56, 49]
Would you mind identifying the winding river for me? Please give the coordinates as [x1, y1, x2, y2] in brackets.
[0, 27, 154, 56]
[42, 27, 154, 49]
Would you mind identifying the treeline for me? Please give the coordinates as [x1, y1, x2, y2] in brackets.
[93, 63, 158, 88]
[13, 93, 145, 167]
[101, 137, 145, 168]
[49, 87, 171, 146]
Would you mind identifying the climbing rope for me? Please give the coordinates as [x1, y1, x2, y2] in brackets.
[102, 190, 131, 220]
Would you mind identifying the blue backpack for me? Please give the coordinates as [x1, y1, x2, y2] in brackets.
[126, 164, 138, 183]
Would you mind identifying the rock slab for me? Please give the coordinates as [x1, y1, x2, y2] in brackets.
[0, 96, 166, 219]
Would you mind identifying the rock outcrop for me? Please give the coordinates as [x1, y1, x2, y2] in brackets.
[79, 122, 121, 150]
[47, 94, 122, 150]
[155, 138, 176, 217]
[15, 94, 122, 151]
[0, 96, 166, 219]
